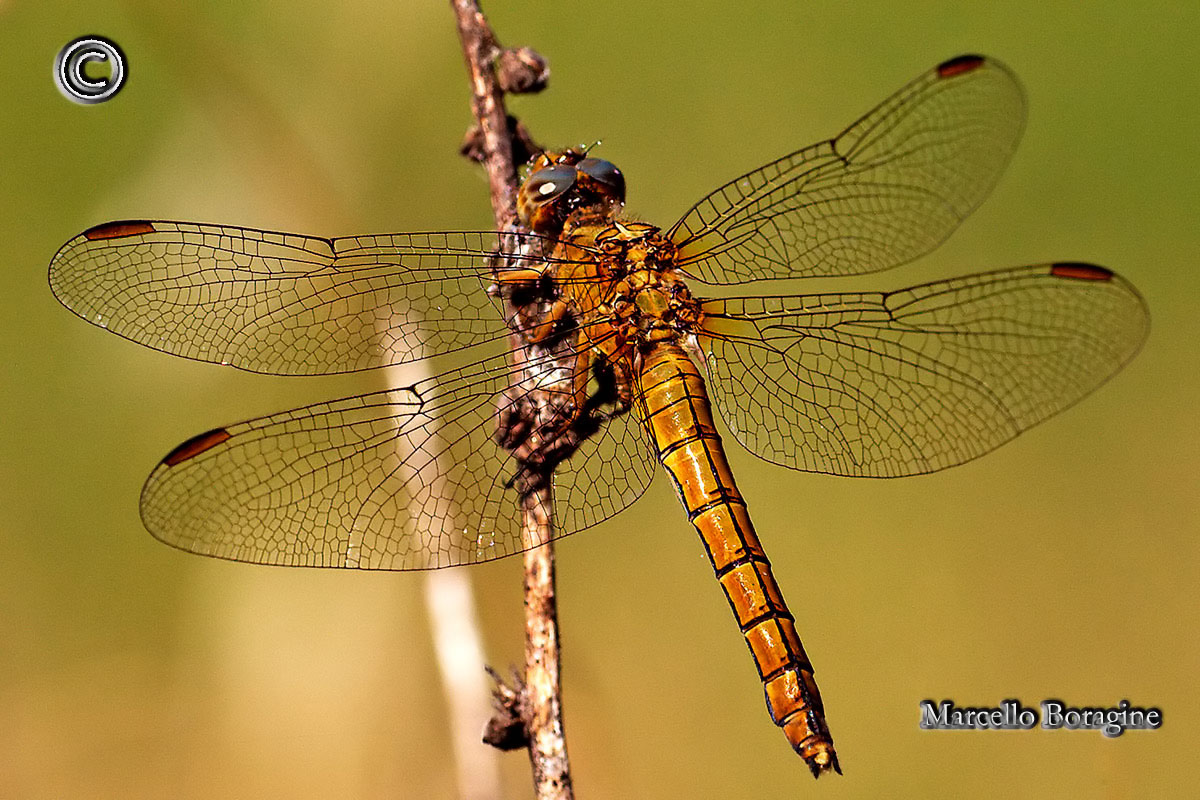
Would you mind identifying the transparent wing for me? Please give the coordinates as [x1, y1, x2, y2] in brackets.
[49, 220, 594, 375]
[139, 350, 658, 570]
[669, 55, 1026, 284]
[696, 263, 1148, 476]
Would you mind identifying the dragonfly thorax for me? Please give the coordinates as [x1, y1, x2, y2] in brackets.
[605, 266, 701, 345]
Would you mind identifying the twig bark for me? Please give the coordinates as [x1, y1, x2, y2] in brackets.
[518, 490, 571, 797]
[450, 0, 519, 230]
[449, 3, 573, 798]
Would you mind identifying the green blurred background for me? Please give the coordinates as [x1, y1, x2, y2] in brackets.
[2, 1, 1196, 797]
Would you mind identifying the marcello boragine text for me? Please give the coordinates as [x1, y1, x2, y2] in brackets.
[920, 699, 1161, 737]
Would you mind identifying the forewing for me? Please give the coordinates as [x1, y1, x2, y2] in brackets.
[697, 264, 1148, 476]
[669, 55, 1025, 284]
[48, 220, 587, 374]
[140, 351, 658, 569]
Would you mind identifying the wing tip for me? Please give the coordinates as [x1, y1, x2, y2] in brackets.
[1049, 261, 1115, 282]
[161, 427, 232, 467]
[82, 220, 157, 241]
[936, 54, 987, 79]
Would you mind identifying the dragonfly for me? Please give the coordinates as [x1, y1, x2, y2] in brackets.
[49, 54, 1148, 776]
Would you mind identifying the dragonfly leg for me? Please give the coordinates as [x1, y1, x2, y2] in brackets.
[523, 299, 571, 344]
[593, 346, 633, 422]
[493, 266, 544, 285]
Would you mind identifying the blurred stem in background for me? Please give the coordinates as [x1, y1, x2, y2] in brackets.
[424, 570, 503, 800]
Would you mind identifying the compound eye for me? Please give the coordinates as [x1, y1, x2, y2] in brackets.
[525, 165, 577, 203]
[578, 158, 625, 201]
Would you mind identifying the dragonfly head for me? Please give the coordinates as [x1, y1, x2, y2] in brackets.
[518, 150, 626, 233]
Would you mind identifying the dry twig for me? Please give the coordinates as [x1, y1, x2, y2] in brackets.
[449, 2, 573, 798]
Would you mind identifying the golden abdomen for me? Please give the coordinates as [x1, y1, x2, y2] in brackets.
[635, 340, 839, 775]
